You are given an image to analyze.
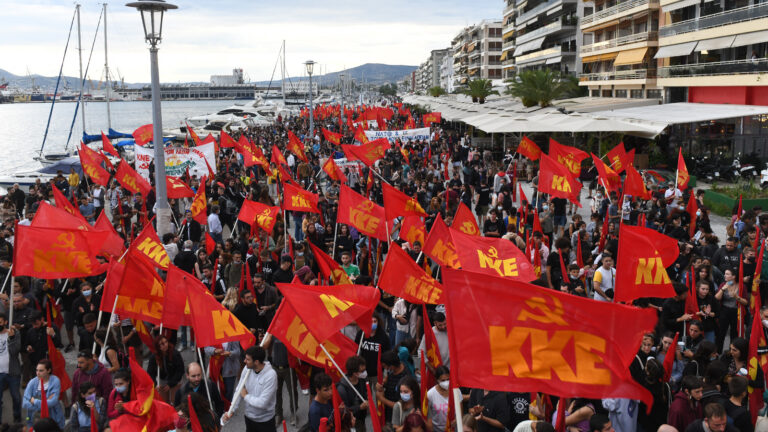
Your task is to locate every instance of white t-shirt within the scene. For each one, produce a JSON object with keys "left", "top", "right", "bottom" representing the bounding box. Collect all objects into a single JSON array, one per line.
[
  {"left": 427, "top": 387, "right": 450, "bottom": 432},
  {"left": 0, "top": 332, "right": 10, "bottom": 374},
  {"left": 593, "top": 266, "right": 616, "bottom": 302}
]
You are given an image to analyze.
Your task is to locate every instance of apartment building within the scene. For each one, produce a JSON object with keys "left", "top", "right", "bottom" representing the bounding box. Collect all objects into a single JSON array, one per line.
[
  {"left": 656, "top": 0, "right": 768, "bottom": 104},
  {"left": 513, "top": 0, "right": 582, "bottom": 74},
  {"left": 579, "top": 0, "right": 663, "bottom": 99},
  {"left": 452, "top": 27, "right": 472, "bottom": 89},
  {"left": 416, "top": 49, "right": 450, "bottom": 93},
  {"left": 440, "top": 50, "right": 455, "bottom": 93},
  {"left": 451, "top": 20, "right": 504, "bottom": 89},
  {"left": 502, "top": 0, "right": 516, "bottom": 79}
]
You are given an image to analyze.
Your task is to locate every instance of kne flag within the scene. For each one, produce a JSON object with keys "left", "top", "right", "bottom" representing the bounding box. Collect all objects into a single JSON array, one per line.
[
  {"left": 591, "top": 154, "right": 621, "bottom": 193},
  {"left": 237, "top": 200, "right": 280, "bottom": 233},
  {"left": 189, "top": 181, "right": 208, "bottom": 225},
  {"left": 166, "top": 177, "right": 195, "bottom": 198},
  {"left": 132, "top": 222, "right": 170, "bottom": 270},
  {"left": 307, "top": 242, "right": 352, "bottom": 285},
  {"left": 615, "top": 224, "right": 679, "bottom": 303},
  {"left": 677, "top": 148, "right": 690, "bottom": 190},
  {"left": 219, "top": 130, "right": 237, "bottom": 148},
  {"left": 322, "top": 128, "right": 342, "bottom": 145},
  {"left": 79, "top": 143, "right": 111, "bottom": 186},
  {"left": 423, "top": 213, "right": 459, "bottom": 269},
  {"left": 624, "top": 164, "right": 650, "bottom": 200},
  {"left": 442, "top": 268, "right": 656, "bottom": 406},
  {"left": 100, "top": 131, "right": 119, "bottom": 157},
  {"left": 548, "top": 138, "right": 588, "bottom": 177},
  {"left": 422, "top": 112, "right": 441, "bottom": 125},
  {"left": 52, "top": 185, "right": 84, "bottom": 221},
  {"left": 342, "top": 138, "right": 391, "bottom": 167},
  {"left": 606, "top": 143, "right": 633, "bottom": 174},
  {"left": 450, "top": 228, "right": 538, "bottom": 281},
  {"left": 379, "top": 243, "right": 444, "bottom": 304},
  {"left": 132, "top": 124, "right": 153, "bottom": 146},
  {"left": 338, "top": 185, "right": 387, "bottom": 241},
  {"left": 287, "top": 130, "right": 309, "bottom": 162},
  {"left": 116, "top": 159, "right": 153, "bottom": 197},
  {"left": 276, "top": 281, "right": 380, "bottom": 342},
  {"left": 517, "top": 136, "right": 542, "bottom": 161},
  {"left": 268, "top": 299, "right": 359, "bottom": 368},
  {"left": 322, "top": 157, "right": 347, "bottom": 183},
  {"left": 282, "top": 182, "right": 320, "bottom": 213},
  {"left": 453, "top": 203, "right": 480, "bottom": 236},
  {"left": 383, "top": 183, "right": 426, "bottom": 221},
  {"left": 13, "top": 225, "right": 112, "bottom": 278},
  {"left": 538, "top": 153, "right": 583, "bottom": 206},
  {"left": 399, "top": 216, "right": 426, "bottom": 247}
]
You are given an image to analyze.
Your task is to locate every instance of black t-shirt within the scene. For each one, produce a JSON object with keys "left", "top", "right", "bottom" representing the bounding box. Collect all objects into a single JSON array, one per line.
[
  {"left": 355, "top": 329, "right": 391, "bottom": 377},
  {"left": 384, "top": 368, "right": 409, "bottom": 419},
  {"left": 506, "top": 392, "right": 530, "bottom": 430},
  {"left": 546, "top": 251, "right": 567, "bottom": 288},
  {"left": 483, "top": 219, "right": 505, "bottom": 237},
  {"left": 552, "top": 198, "right": 567, "bottom": 216},
  {"left": 476, "top": 185, "right": 491, "bottom": 207}
]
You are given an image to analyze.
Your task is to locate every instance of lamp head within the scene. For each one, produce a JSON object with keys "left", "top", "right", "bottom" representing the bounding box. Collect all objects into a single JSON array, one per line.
[
  {"left": 126, "top": 0, "right": 178, "bottom": 46},
  {"left": 304, "top": 60, "right": 316, "bottom": 76}
]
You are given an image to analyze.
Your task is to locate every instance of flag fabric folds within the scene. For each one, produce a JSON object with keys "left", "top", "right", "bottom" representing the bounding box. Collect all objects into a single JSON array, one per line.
[
  {"left": 382, "top": 183, "right": 426, "bottom": 222},
  {"left": 548, "top": 138, "right": 588, "bottom": 177},
  {"left": 322, "top": 157, "right": 347, "bottom": 183},
  {"left": 342, "top": 138, "right": 391, "bottom": 168},
  {"left": 166, "top": 177, "right": 195, "bottom": 198},
  {"left": 13, "top": 225, "right": 112, "bottom": 278},
  {"left": 287, "top": 130, "right": 309, "bottom": 162},
  {"left": 450, "top": 228, "right": 538, "bottom": 281},
  {"left": 237, "top": 200, "right": 280, "bottom": 233},
  {"left": 615, "top": 224, "right": 679, "bottom": 303},
  {"left": 78, "top": 143, "right": 111, "bottom": 186},
  {"left": 591, "top": 154, "right": 621, "bottom": 193},
  {"left": 322, "top": 128, "right": 342, "bottom": 145},
  {"left": 379, "top": 244, "right": 444, "bottom": 304},
  {"left": 307, "top": 242, "right": 352, "bottom": 285},
  {"left": 423, "top": 213, "right": 459, "bottom": 269},
  {"left": 517, "top": 136, "right": 541, "bottom": 161},
  {"left": 282, "top": 182, "right": 320, "bottom": 214},
  {"left": 338, "top": 185, "right": 387, "bottom": 241},
  {"left": 132, "top": 124, "right": 153, "bottom": 146},
  {"left": 116, "top": 160, "right": 153, "bottom": 197},
  {"left": 189, "top": 181, "right": 208, "bottom": 225},
  {"left": 624, "top": 164, "right": 650, "bottom": 200},
  {"left": 539, "top": 154, "right": 582, "bottom": 206},
  {"left": 100, "top": 131, "right": 119, "bottom": 157},
  {"left": 453, "top": 203, "right": 480, "bottom": 236},
  {"left": 677, "top": 148, "right": 690, "bottom": 190},
  {"left": 399, "top": 216, "right": 426, "bottom": 247}
]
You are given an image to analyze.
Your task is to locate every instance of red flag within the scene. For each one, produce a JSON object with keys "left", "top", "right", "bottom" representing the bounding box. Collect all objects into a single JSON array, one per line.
[
  {"left": 307, "top": 242, "right": 352, "bottom": 285},
  {"left": 598, "top": 212, "right": 610, "bottom": 251},
  {"left": 399, "top": 215, "right": 425, "bottom": 246},
  {"left": 615, "top": 224, "right": 679, "bottom": 303},
  {"left": 422, "top": 112, "right": 441, "bottom": 125},
  {"left": 271, "top": 144, "right": 288, "bottom": 167},
  {"left": 450, "top": 228, "right": 538, "bottom": 281},
  {"left": 736, "top": 195, "right": 743, "bottom": 220},
  {"left": 275, "top": 281, "right": 379, "bottom": 342},
  {"left": 423, "top": 213, "right": 459, "bottom": 269},
  {"left": 517, "top": 136, "right": 541, "bottom": 161},
  {"left": 52, "top": 185, "right": 85, "bottom": 220},
  {"left": 686, "top": 194, "right": 697, "bottom": 238},
  {"left": 268, "top": 300, "right": 359, "bottom": 368},
  {"left": 624, "top": 164, "right": 650, "bottom": 200},
  {"left": 79, "top": 143, "right": 111, "bottom": 186},
  {"left": 219, "top": 130, "right": 237, "bottom": 148},
  {"left": 237, "top": 200, "right": 280, "bottom": 233},
  {"left": 166, "top": 177, "right": 195, "bottom": 198},
  {"left": 662, "top": 332, "right": 680, "bottom": 382},
  {"left": 13, "top": 225, "right": 112, "bottom": 278},
  {"left": 100, "top": 252, "right": 171, "bottom": 326},
  {"left": 518, "top": 182, "right": 529, "bottom": 205},
  {"left": 379, "top": 244, "right": 444, "bottom": 304},
  {"left": 354, "top": 125, "right": 369, "bottom": 144},
  {"left": 189, "top": 181, "right": 208, "bottom": 225},
  {"left": 187, "top": 394, "right": 204, "bottom": 432},
  {"left": 591, "top": 154, "right": 621, "bottom": 193},
  {"left": 185, "top": 122, "right": 201, "bottom": 145},
  {"left": 342, "top": 138, "right": 391, "bottom": 168},
  {"left": 338, "top": 185, "right": 387, "bottom": 241},
  {"left": 676, "top": 148, "right": 689, "bottom": 190},
  {"left": 322, "top": 128, "right": 342, "bottom": 146},
  {"left": 453, "top": 203, "right": 480, "bottom": 236},
  {"left": 282, "top": 182, "right": 320, "bottom": 213},
  {"left": 422, "top": 304, "right": 443, "bottom": 368},
  {"left": 205, "top": 232, "right": 215, "bottom": 255},
  {"left": 554, "top": 398, "right": 567, "bottom": 432},
  {"left": 131, "top": 222, "right": 170, "bottom": 269},
  {"left": 606, "top": 143, "right": 629, "bottom": 174},
  {"left": 548, "top": 138, "right": 588, "bottom": 177},
  {"left": 419, "top": 352, "right": 432, "bottom": 416},
  {"left": 442, "top": 268, "right": 656, "bottom": 407},
  {"left": 538, "top": 153, "right": 582, "bottom": 206},
  {"left": 748, "top": 290, "right": 768, "bottom": 424},
  {"left": 132, "top": 124, "right": 153, "bottom": 146},
  {"left": 382, "top": 183, "right": 426, "bottom": 221},
  {"left": 366, "top": 383, "right": 383, "bottom": 432},
  {"left": 533, "top": 210, "right": 543, "bottom": 235},
  {"left": 100, "top": 131, "right": 119, "bottom": 157},
  {"left": 287, "top": 130, "right": 309, "bottom": 163},
  {"left": 116, "top": 159, "right": 153, "bottom": 197},
  {"left": 133, "top": 319, "right": 157, "bottom": 355},
  {"left": 332, "top": 380, "right": 343, "bottom": 432},
  {"left": 322, "top": 157, "right": 347, "bottom": 183},
  {"left": 40, "top": 377, "right": 49, "bottom": 418}
]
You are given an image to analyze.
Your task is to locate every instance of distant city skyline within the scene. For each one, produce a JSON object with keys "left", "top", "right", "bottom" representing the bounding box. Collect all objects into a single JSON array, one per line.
[{"left": 2, "top": 0, "right": 501, "bottom": 84}]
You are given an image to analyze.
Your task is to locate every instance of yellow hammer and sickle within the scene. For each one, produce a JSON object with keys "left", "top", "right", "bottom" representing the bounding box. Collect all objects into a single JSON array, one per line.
[
  {"left": 53, "top": 232, "right": 77, "bottom": 250},
  {"left": 517, "top": 295, "right": 568, "bottom": 326}
]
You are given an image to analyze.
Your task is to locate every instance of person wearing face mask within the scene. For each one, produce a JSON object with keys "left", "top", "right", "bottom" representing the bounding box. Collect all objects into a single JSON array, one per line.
[
  {"left": 67, "top": 381, "right": 107, "bottom": 432},
  {"left": 336, "top": 356, "right": 369, "bottom": 432},
  {"left": 72, "top": 282, "right": 100, "bottom": 330},
  {"left": 106, "top": 369, "right": 131, "bottom": 420},
  {"left": 356, "top": 314, "right": 391, "bottom": 386},
  {"left": 377, "top": 350, "right": 412, "bottom": 422},
  {"left": 391, "top": 376, "right": 420, "bottom": 432},
  {"left": 0, "top": 312, "right": 22, "bottom": 424},
  {"left": 715, "top": 268, "right": 748, "bottom": 351},
  {"left": 426, "top": 365, "right": 451, "bottom": 432},
  {"left": 174, "top": 362, "right": 225, "bottom": 418}
]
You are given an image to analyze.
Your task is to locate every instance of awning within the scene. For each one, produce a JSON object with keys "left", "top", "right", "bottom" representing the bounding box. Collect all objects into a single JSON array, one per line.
[
  {"left": 695, "top": 35, "right": 735, "bottom": 51},
  {"left": 500, "top": 50, "right": 509, "bottom": 61},
  {"left": 469, "top": 69, "right": 478, "bottom": 76},
  {"left": 513, "top": 37, "right": 546, "bottom": 56},
  {"left": 460, "top": 77, "right": 468, "bottom": 84},
  {"left": 546, "top": 56, "right": 563, "bottom": 65},
  {"left": 662, "top": 0, "right": 698, "bottom": 12},
  {"left": 733, "top": 30, "right": 768, "bottom": 48},
  {"left": 468, "top": 43, "right": 477, "bottom": 53},
  {"left": 614, "top": 47, "right": 648, "bottom": 66},
  {"left": 654, "top": 41, "right": 697, "bottom": 58},
  {"left": 503, "top": 29, "right": 515, "bottom": 39},
  {"left": 582, "top": 52, "right": 620, "bottom": 63}
]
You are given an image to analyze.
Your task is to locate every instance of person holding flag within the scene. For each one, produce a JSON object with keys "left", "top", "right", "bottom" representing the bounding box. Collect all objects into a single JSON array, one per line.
[
  {"left": 23, "top": 359, "right": 65, "bottom": 428},
  {"left": 223, "top": 345, "right": 277, "bottom": 432}
]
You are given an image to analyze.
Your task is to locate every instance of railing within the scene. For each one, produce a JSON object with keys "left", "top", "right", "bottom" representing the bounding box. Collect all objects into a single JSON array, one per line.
[
  {"left": 516, "top": 0, "right": 570, "bottom": 26},
  {"left": 504, "top": 1, "right": 516, "bottom": 16},
  {"left": 659, "top": 3, "right": 768, "bottom": 37},
  {"left": 503, "top": 41, "right": 516, "bottom": 50},
  {"left": 580, "top": 31, "right": 657, "bottom": 54},
  {"left": 516, "top": 17, "right": 577, "bottom": 45},
  {"left": 516, "top": 45, "right": 566, "bottom": 63},
  {"left": 503, "top": 22, "right": 515, "bottom": 35},
  {"left": 579, "top": 68, "right": 652, "bottom": 81},
  {"left": 582, "top": 0, "right": 657, "bottom": 26},
  {"left": 658, "top": 58, "right": 768, "bottom": 78}
]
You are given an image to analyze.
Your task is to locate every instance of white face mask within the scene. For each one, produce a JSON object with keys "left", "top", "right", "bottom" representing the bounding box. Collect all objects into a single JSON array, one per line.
[
  {"left": 400, "top": 392, "right": 412, "bottom": 402},
  {"left": 762, "top": 319, "right": 768, "bottom": 329},
  {"left": 357, "top": 371, "right": 368, "bottom": 380},
  {"left": 439, "top": 380, "right": 450, "bottom": 390}
]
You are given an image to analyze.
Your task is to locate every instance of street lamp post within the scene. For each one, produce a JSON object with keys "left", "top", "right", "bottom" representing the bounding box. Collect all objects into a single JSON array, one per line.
[
  {"left": 305, "top": 60, "right": 316, "bottom": 141},
  {"left": 126, "top": 0, "right": 177, "bottom": 237}
]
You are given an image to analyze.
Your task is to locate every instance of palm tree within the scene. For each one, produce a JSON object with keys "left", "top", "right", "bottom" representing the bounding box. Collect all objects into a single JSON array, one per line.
[
  {"left": 505, "top": 69, "right": 577, "bottom": 107},
  {"left": 461, "top": 79, "right": 499, "bottom": 104},
  {"left": 428, "top": 86, "right": 446, "bottom": 97}
]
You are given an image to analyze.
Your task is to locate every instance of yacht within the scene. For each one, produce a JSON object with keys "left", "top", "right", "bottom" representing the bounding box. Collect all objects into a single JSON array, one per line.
[{"left": 0, "top": 157, "right": 83, "bottom": 192}]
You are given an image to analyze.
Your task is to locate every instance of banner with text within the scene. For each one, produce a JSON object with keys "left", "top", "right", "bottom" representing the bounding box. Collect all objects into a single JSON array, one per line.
[
  {"left": 364, "top": 127, "right": 430, "bottom": 142},
  {"left": 133, "top": 143, "right": 217, "bottom": 179}
]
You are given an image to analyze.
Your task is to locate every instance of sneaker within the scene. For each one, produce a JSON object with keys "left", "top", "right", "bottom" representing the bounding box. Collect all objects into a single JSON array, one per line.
[{"left": 301, "top": 389, "right": 309, "bottom": 395}]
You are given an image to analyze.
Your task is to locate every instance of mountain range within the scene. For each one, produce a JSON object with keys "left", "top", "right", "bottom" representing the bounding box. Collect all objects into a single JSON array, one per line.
[{"left": 0, "top": 63, "right": 416, "bottom": 91}]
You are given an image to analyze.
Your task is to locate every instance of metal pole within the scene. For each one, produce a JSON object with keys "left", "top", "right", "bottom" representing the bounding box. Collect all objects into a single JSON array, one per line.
[
  {"left": 308, "top": 72, "right": 314, "bottom": 138},
  {"left": 76, "top": 3, "right": 86, "bottom": 135},
  {"left": 319, "top": 343, "right": 366, "bottom": 403},
  {"left": 197, "top": 347, "right": 216, "bottom": 413},
  {"left": 0, "top": 265, "right": 12, "bottom": 294},
  {"left": 103, "top": 2, "right": 112, "bottom": 131},
  {"left": 149, "top": 44, "right": 172, "bottom": 237}
]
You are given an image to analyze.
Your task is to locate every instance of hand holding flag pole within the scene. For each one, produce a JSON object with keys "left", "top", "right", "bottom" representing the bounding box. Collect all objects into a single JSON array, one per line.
[
  {"left": 221, "top": 332, "right": 272, "bottom": 426},
  {"left": 319, "top": 343, "right": 366, "bottom": 403}
]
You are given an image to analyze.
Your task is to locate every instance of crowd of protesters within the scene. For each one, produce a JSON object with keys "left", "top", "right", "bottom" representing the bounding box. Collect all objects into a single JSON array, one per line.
[{"left": 0, "top": 98, "right": 766, "bottom": 432}]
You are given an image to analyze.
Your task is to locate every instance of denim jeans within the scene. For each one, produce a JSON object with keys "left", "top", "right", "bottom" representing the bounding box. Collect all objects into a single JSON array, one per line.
[{"left": 0, "top": 372, "right": 21, "bottom": 422}]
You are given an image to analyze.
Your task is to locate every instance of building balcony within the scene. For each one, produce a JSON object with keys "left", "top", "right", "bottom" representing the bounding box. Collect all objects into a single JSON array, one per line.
[
  {"left": 659, "top": 3, "right": 768, "bottom": 38},
  {"left": 504, "top": 1, "right": 516, "bottom": 16},
  {"left": 516, "top": 17, "right": 577, "bottom": 45},
  {"left": 581, "top": 31, "right": 657, "bottom": 54},
  {"left": 503, "top": 22, "right": 515, "bottom": 36},
  {"left": 658, "top": 58, "right": 768, "bottom": 78},
  {"left": 579, "top": 68, "right": 654, "bottom": 82},
  {"left": 582, "top": 0, "right": 659, "bottom": 30},
  {"left": 503, "top": 41, "right": 516, "bottom": 51},
  {"left": 516, "top": 0, "right": 576, "bottom": 27},
  {"left": 515, "top": 45, "right": 574, "bottom": 64}
]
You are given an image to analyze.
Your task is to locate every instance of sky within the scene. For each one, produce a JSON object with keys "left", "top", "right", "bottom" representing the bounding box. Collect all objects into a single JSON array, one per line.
[{"left": 1, "top": 0, "right": 502, "bottom": 84}]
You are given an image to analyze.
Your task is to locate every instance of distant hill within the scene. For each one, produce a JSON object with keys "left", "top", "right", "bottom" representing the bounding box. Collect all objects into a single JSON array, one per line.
[
  {"left": 255, "top": 63, "right": 417, "bottom": 87},
  {"left": 0, "top": 68, "right": 83, "bottom": 91}
]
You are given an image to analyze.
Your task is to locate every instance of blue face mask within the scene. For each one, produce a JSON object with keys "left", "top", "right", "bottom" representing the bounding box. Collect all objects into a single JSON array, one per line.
[
  {"left": 115, "top": 385, "right": 127, "bottom": 394},
  {"left": 371, "top": 323, "right": 378, "bottom": 331},
  {"left": 82, "top": 290, "right": 92, "bottom": 297}
]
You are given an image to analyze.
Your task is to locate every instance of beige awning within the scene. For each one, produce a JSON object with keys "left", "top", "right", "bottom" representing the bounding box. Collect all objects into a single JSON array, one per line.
[
  {"left": 695, "top": 35, "right": 736, "bottom": 51},
  {"left": 733, "top": 30, "right": 768, "bottom": 48},
  {"left": 500, "top": 50, "right": 509, "bottom": 61},
  {"left": 614, "top": 47, "right": 648, "bottom": 66},
  {"left": 503, "top": 29, "right": 515, "bottom": 39},
  {"left": 582, "top": 52, "right": 620, "bottom": 63},
  {"left": 654, "top": 41, "right": 697, "bottom": 58}
]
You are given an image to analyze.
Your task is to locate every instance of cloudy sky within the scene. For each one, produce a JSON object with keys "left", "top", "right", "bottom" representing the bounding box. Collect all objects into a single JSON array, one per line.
[{"left": 2, "top": 0, "right": 502, "bottom": 83}]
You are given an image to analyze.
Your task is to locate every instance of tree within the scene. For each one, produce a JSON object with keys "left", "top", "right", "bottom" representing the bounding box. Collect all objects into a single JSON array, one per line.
[
  {"left": 428, "top": 86, "right": 446, "bottom": 97},
  {"left": 378, "top": 83, "right": 397, "bottom": 96},
  {"left": 461, "top": 79, "right": 499, "bottom": 104},
  {"left": 505, "top": 69, "right": 577, "bottom": 107}
]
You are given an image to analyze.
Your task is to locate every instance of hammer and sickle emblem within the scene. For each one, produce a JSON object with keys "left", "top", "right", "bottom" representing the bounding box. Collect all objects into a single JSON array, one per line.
[
  {"left": 53, "top": 232, "right": 77, "bottom": 250},
  {"left": 359, "top": 200, "right": 375, "bottom": 212},
  {"left": 517, "top": 295, "right": 568, "bottom": 326},
  {"left": 486, "top": 246, "right": 499, "bottom": 259}
]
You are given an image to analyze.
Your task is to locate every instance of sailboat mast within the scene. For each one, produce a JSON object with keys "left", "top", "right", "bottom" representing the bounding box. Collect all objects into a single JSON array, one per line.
[
  {"left": 281, "top": 40, "right": 286, "bottom": 106},
  {"left": 104, "top": 3, "right": 112, "bottom": 131},
  {"left": 76, "top": 3, "right": 86, "bottom": 134}
]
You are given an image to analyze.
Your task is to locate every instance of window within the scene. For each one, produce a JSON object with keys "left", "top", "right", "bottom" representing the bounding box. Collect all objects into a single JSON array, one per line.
[
  {"left": 591, "top": 89, "right": 601, "bottom": 97},
  {"left": 631, "top": 89, "right": 643, "bottom": 98},
  {"left": 647, "top": 89, "right": 662, "bottom": 99},
  {"left": 615, "top": 89, "right": 628, "bottom": 98},
  {"left": 602, "top": 90, "right": 613, "bottom": 97}
]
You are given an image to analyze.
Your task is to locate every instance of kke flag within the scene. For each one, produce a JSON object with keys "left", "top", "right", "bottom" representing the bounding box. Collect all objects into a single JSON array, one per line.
[
  {"left": 424, "top": 213, "right": 460, "bottom": 269},
  {"left": 78, "top": 143, "right": 110, "bottom": 186},
  {"left": 354, "top": 124, "right": 369, "bottom": 144},
  {"left": 383, "top": 183, "right": 426, "bottom": 222},
  {"left": 615, "top": 224, "right": 679, "bottom": 303},
  {"left": 591, "top": 154, "right": 621, "bottom": 193},
  {"left": 677, "top": 148, "right": 689, "bottom": 190},
  {"left": 166, "top": 177, "right": 195, "bottom": 198},
  {"left": 322, "top": 128, "right": 342, "bottom": 145},
  {"left": 132, "top": 222, "right": 171, "bottom": 270},
  {"left": 422, "top": 112, "right": 441, "bottom": 125},
  {"left": 517, "top": 136, "right": 542, "bottom": 161},
  {"left": 100, "top": 132, "right": 119, "bottom": 157},
  {"left": 338, "top": 185, "right": 387, "bottom": 241},
  {"left": 116, "top": 160, "right": 153, "bottom": 197},
  {"left": 237, "top": 200, "right": 280, "bottom": 233},
  {"left": 287, "top": 130, "right": 309, "bottom": 163},
  {"left": 308, "top": 242, "right": 352, "bottom": 285},
  {"left": 442, "top": 268, "right": 656, "bottom": 406},
  {"left": 275, "top": 281, "right": 380, "bottom": 342},
  {"left": 13, "top": 225, "right": 112, "bottom": 278},
  {"left": 52, "top": 185, "right": 84, "bottom": 221},
  {"left": 268, "top": 300, "right": 359, "bottom": 368},
  {"left": 450, "top": 228, "right": 538, "bottom": 281},
  {"left": 322, "top": 157, "right": 347, "bottom": 183},
  {"left": 282, "top": 182, "right": 320, "bottom": 213},
  {"left": 606, "top": 143, "right": 631, "bottom": 174},
  {"left": 399, "top": 216, "right": 426, "bottom": 247},
  {"left": 219, "top": 131, "right": 237, "bottom": 148},
  {"left": 185, "top": 272, "right": 256, "bottom": 348},
  {"left": 100, "top": 252, "right": 171, "bottom": 327},
  {"left": 342, "top": 138, "right": 391, "bottom": 168},
  {"left": 453, "top": 203, "right": 480, "bottom": 236},
  {"left": 132, "top": 124, "right": 153, "bottom": 146},
  {"left": 379, "top": 243, "right": 444, "bottom": 304},
  {"left": 624, "top": 164, "right": 650, "bottom": 200},
  {"left": 539, "top": 154, "right": 583, "bottom": 206},
  {"left": 189, "top": 181, "right": 208, "bottom": 225},
  {"left": 549, "top": 138, "right": 588, "bottom": 177}
]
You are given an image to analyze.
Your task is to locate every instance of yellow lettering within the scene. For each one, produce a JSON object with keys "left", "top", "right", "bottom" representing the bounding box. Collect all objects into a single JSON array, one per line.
[
  {"left": 430, "top": 239, "right": 458, "bottom": 268},
  {"left": 551, "top": 175, "right": 572, "bottom": 193},
  {"left": 285, "top": 316, "right": 338, "bottom": 363},
  {"left": 319, "top": 294, "right": 353, "bottom": 318},
  {"left": 478, "top": 249, "right": 519, "bottom": 277},
  {"left": 136, "top": 237, "right": 170, "bottom": 268},
  {"left": 350, "top": 208, "right": 381, "bottom": 235},
  {"left": 404, "top": 275, "right": 443, "bottom": 303},
  {"left": 212, "top": 310, "right": 247, "bottom": 340},
  {"left": 33, "top": 250, "right": 94, "bottom": 274},
  {"left": 116, "top": 296, "right": 163, "bottom": 320},
  {"left": 635, "top": 256, "right": 671, "bottom": 285}
]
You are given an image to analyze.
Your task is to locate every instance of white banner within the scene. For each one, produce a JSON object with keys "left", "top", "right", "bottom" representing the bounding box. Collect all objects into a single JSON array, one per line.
[
  {"left": 364, "top": 127, "right": 430, "bottom": 142},
  {"left": 133, "top": 143, "right": 217, "bottom": 179}
]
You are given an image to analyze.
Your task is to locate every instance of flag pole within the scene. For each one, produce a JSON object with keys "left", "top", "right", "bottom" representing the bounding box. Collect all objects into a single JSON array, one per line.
[
  {"left": 452, "top": 388, "right": 464, "bottom": 432},
  {"left": 196, "top": 347, "right": 216, "bottom": 413},
  {"left": 319, "top": 343, "right": 366, "bottom": 403},
  {"left": 94, "top": 293, "right": 119, "bottom": 355},
  {"left": 221, "top": 332, "right": 270, "bottom": 426},
  {"left": 0, "top": 265, "right": 12, "bottom": 294},
  {"left": 54, "top": 278, "right": 69, "bottom": 305},
  {"left": 8, "top": 274, "right": 14, "bottom": 332},
  {"left": 331, "top": 223, "right": 339, "bottom": 264}
]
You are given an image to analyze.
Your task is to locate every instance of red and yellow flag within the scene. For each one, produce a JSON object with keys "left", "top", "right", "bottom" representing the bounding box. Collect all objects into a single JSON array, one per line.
[
  {"left": 338, "top": 185, "right": 387, "bottom": 241},
  {"left": 185, "top": 122, "right": 201, "bottom": 145},
  {"left": 354, "top": 125, "right": 369, "bottom": 144},
  {"left": 100, "top": 251, "right": 169, "bottom": 326},
  {"left": 287, "top": 131, "right": 309, "bottom": 163},
  {"left": 342, "top": 138, "right": 391, "bottom": 168},
  {"left": 219, "top": 130, "right": 237, "bottom": 148},
  {"left": 52, "top": 185, "right": 84, "bottom": 220},
  {"left": 606, "top": 142, "right": 631, "bottom": 174},
  {"left": 548, "top": 138, "right": 588, "bottom": 177},
  {"left": 322, "top": 157, "right": 347, "bottom": 183},
  {"left": 322, "top": 128, "right": 342, "bottom": 146},
  {"left": 282, "top": 182, "right": 320, "bottom": 213},
  {"left": 271, "top": 144, "right": 288, "bottom": 167},
  {"left": 379, "top": 244, "right": 443, "bottom": 304},
  {"left": 423, "top": 213, "right": 459, "bottom": 269},
  {"left": 13, "top": 225, "right": 111, "bottom": 278},
  {"left": 132, "top": 222, "right": 170, "bottom": 270},
  {"left": 453, "top": 203, "right": 480, "bottom": 236},
  {"left": 591, "top": 153, "right": 621, "bottom": 193},
  {"left": 78, "top": 143, "right": 110, "bottom": 186},
  {"left": 517, "top": 136, "right": 541, "bottom": 161},
  {"left": 100, "top": 131, "right": 119, "bottom": 157},
  {"left": 422, "top": 112, "right": 442, "bottom": 125},
  {"left": 450, "top": 228, "right": 538, "bottom": 281},
  {"left": 132, "top": 124, "right": 153, "bottom": 146},
  {"left": 677, "top": 148, "right": 689, "bottom": 190},
  {"left": 399, "top": 216, "right": 426, "bottom": 247},
  {"left": 189, "top": 181, "right": 208, "bottom": 225},
  {"left": 422, "top": 303, "right": 443, "bottom": 368},
  {"left": 307, "top": 242, "right": 352, "bottom": 285},
  {"left": 539, "top": 153, "right": 582, "bottom": 207},
  {"left": 165, "top": 177, "right": 195, "bottom": 199},
  {"left": 615, "top": 224, "right": 679, "bottom": 303},
  {"left": 116, "top": 159, "right": 153, "bottom": 197},
  {"left": 237, "top": 200, "right": 280, "bottom": 233},
  {"left": 382, "top": 183, "right": 426, "bottom": 222}
]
